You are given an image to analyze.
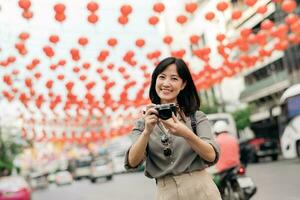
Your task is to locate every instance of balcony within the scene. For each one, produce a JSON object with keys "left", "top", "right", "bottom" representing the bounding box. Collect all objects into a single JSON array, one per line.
[{"left": 240, "top": 70, "right": 290, "bottom": 102}]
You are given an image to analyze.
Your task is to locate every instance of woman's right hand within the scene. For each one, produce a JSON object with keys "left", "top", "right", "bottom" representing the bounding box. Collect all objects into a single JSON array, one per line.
[{"left": 143, "top": 104, "right": 159, "bottom": 135}]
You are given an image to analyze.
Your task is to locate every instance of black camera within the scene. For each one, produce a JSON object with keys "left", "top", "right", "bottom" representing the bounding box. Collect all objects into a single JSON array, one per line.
[{"left": 154, "top": 103, "right": 177, "bottom": 120}]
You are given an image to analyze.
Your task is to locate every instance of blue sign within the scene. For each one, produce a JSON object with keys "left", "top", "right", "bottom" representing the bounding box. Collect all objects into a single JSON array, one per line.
[{"left": 287, "top": 95, "right": 300, "bottom": 118}]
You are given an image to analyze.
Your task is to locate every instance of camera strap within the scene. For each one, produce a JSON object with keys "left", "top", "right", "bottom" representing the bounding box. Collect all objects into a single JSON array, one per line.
[{"left": 190, "top": 112, "right": 197, "bottom": 135}]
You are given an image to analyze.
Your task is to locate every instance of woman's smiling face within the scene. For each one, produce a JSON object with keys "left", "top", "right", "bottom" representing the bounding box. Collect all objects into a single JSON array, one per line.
[{"left": 155, "top": 64, "right": 186, "bottom": 104}]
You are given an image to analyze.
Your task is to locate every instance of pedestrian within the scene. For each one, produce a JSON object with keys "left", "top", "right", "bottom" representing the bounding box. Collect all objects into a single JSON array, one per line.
[{"left": 125, "top": 57, "right": 221, "bottom": 200}]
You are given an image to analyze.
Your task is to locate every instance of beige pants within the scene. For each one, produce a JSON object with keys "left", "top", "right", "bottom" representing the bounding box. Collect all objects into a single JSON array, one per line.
[{"left": 155, "top": 170, "right": 222, "bottom": 200}]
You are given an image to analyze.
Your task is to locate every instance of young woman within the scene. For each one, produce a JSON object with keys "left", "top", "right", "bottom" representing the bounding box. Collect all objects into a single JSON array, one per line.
[{"left": 125, "top": 57, "right": 221, "bottom": 200}]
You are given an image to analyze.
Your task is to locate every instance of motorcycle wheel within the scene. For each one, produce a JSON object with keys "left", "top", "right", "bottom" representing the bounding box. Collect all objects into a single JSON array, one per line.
[
  {"left": 223, "top": 181, "right": 246, "bottom": 200},
  {"left": 222, "top": 181, "right": 234, "bottom": 200},
  {"left": 232, "top": 181, "right": 246, "bottom": 200}
]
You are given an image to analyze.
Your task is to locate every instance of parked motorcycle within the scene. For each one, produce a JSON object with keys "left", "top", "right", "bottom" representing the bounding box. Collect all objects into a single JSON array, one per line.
[{"left": 212, "top": 165, "right": 257, "bottom": 200}]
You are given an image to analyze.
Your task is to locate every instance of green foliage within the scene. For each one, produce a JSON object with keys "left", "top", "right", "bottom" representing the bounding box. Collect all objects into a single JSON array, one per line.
[
  {"left": 0, "top": 131, "right": 24, "bottom": 176},
  {"left": 231, "top": 107, "right": 251, "bottom": 131},
  {"left": 200, "top": 104, "right": 218, "bottom": 114}
]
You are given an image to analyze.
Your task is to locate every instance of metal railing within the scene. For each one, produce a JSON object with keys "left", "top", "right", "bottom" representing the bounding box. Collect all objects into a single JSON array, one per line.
[{"left": 240, "top": 70, "right": 289, "bottom": 101}]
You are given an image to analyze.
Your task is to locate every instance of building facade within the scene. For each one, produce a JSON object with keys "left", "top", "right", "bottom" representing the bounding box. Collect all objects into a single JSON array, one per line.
[{"left": 237, "top": 0, "right": 300, "bottom": 139}]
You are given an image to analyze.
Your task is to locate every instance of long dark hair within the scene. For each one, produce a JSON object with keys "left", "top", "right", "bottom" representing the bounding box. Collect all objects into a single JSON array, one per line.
[{"left": 149, "top": 57, "right": 200, "bottom": 116}]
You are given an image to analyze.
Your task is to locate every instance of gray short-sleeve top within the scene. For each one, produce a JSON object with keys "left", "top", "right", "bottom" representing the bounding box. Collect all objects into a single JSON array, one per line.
[{"left": 124, "top": 111, "right": 220, "bottom": 179}]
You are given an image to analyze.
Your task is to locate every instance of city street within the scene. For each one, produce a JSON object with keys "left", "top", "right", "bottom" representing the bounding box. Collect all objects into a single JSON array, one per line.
[
  {"left": 1, "top": 1, "right": 300, "bottom": 200},
  {"left": 32, "top": 158, "right": 300, "bottom": 200}
]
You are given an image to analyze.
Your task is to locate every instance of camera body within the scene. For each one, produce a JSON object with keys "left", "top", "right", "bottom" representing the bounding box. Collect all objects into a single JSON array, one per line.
[{"left": 154, "top": 103, "right": 177, "bottom": 120}]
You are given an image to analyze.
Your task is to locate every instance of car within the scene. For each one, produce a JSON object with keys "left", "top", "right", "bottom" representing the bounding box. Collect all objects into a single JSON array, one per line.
[
  {"left": 55, "top": 171, "right": 73, "bottom": 186},
  {"left": 112, "top": 151, "right": 127, "bottom": 174},
  {"left": 0, "top": 176, "right": 31, "bottom": 200},
  {"left": 89, "top": 157, "right": 114, "bottom": 183},
  {"left": 242, "top": 137, "right": 280, "bottom": 163},
  {"left": 73, "top": 156, "right": 92, "bottom": 180},
  {"left": 47, "top": 173, "right": 56, "bottom": 184},
  {"left": 27, "top": 172, "right": 48, "bottom": 190}
]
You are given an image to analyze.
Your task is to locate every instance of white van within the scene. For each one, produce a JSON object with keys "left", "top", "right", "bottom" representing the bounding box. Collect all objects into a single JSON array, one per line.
[{"left": 279, "top": 84, "right": 300, "bottom": 159}]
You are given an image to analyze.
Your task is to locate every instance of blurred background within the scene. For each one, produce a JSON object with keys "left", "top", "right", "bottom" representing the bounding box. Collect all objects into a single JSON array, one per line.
[{"left": 0, "top": 0, "right": 300, "bottom": 200}]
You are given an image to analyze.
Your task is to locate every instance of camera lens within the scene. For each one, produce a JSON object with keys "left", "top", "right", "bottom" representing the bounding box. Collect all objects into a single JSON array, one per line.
[{"left": 158, "top": 109, "right": 172, "bottom": 120}]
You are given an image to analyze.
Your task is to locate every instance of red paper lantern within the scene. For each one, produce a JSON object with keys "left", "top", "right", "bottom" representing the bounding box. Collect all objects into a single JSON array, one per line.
[
  {"left": 22, "top": 10, "right": 33, "bottom": 20},
  {"left": 281, "top": 0, "right": 297, "bottom": 13},
  {"left": 97, "top": 50, "right": 109, "bottom": 62},
  {"left": 82, "top": 62, "right": 90, "bottom": 69},
  {"left": 70, "top": 48, "right": 80, "bottom": 61},
  {"left": 107, "top": 38, "right": 118, "bottom": 47},
  {"left": 245, "top": 0, "right": 257, "bottom": 7},
  {"left": 12, "top": 70, "right": 20, "bottom": 75},
  {"left": 78, "top": 37, "right": 88, "bottom": 46},
  {"left": 15, "top": 43, "right": 25, "bottom": 53},
  {"left": 285, "top": 13, "right": 298, "bottom": 25},
  {"left": 290, "top": 19, "right": 300, "bottom": 33},
  {"left": 231, "top": 10, "right": 242, "bottom": 20},
  {"left": 34, "top": 72, "right": 41, "bottom": 79},
  {"left": 216, "top": 34, "right": 226, "bottom": 42},
  {"left": 118, "top": 67, "right": 126, "bottom": 73},
  {"left": 171, "top": 49, "right": 185, "bottom": 58},
  {"left": 274, "top": 40, "right": 289, "bottom": 51},
  {"left": 255, "top": 31, "right": 267, "bottom": 46},
  {"left": 120, "top": 4, "right": 132, "bottom": 16},
  {"left": 257, "top": 5, "right": 268, "bottom": 14},
  {"left": 19, "top": 32, "right": 30, "bottom": 40},
  {"left": 86, "top": 82, "right": 96, "bottom": 90},
  {"left": 288, "top": 33, "right": 300, "bottom": 44},
  {"left": 240, "top": 28, "right": 252, "bottom": 38},
  {"left": 190, "top": 35, "right": 200, "bottom": 44},
  {"left": 185, "top": 3, "right": 198, "bottom": 14},
  {"left": 46, "top": 80, "right": 54, "bottom": 89},
  {"left": 32, "top": 58, "right": 40, "bottom": 66},
  {"left": 25, "top": 78, "right": 32, "bottom": 88},
  {"left": 55, "top": 13, "right": 66, "bottom": 22},
  {"left": 7, "top": 56, "right": 16, "bottom": 63},
  {"left": 96, "top": 68, "right": 103, "bottom": 74},
  {"left": 87, "top": 1, "right": 99, "bottom": 12},
  {"left": 49, "top": 35, "right": 59, "bottom": 43},
  {"left": 65, "top": 82, "right": 74, "bottom": 91},
  {"left": 18, "top": 0, "right": 31, "bottom": 10},
  {"left": 73, "top": 66, "right": 80, "bottom": 73},
  {"left": 79, "top": 75, "right": 87, "bottom": 81},
  {"left": 88, "top": 14, "right": 98, "bottom": 24},
  {"left": 43, "top": 46, "right": 55, "bottom": 58},
  {"left": 261, "top": 19, "right": 274, "bottom": 30},
  {"left": 118, "top": 15, "right": 128, "bottom": 25},
  {"left": 58, "top": 59, "right": 66, "bottom": 66},
  {"left": 50, "top": 64, "right": 57, "bottom": 70},
  {"left": 148, "top": 16, "right": 159, "bottom": 26},
  {"left": 216, "top": 2, "right": 228, "bottom": 12},
  {"left": 163, "top": 35, "right": 173, "bottom": 45},
  {"left": 135, "top": 39, "right": 145, "bottom": 48},
  {"left": 107, "top": 63, "right": 114, "bottom": 70},
  {"left": 205, "top": 12, "right": 215, "bottom": 21},
  {"left": 176, "top": 15, "right": 187, "bottom": 25},
  {"left": 57, "top": 74, "right": 65, "bottom": 80},
  {"left": 54, "top": 3, "right": 65, "bottom": 14},
  {"left": 153, "top": 3, "right": 165, "bottom": 13}
]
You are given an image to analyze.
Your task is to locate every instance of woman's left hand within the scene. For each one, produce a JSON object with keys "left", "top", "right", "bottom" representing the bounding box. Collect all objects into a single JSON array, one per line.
[{"left": 160, "top": 113, "right": 191, "bottom": 138}]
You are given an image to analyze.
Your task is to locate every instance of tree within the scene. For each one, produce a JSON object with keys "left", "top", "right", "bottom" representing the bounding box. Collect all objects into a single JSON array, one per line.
[
  {"left": 0, "top": 129, "right": 24, "bottom": 176},
  {"left": 231, "top": 106, "right": 251, "bottom": 131},
  {"left": 200, "top": 103, "right": 218, "bottom": 114}
]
